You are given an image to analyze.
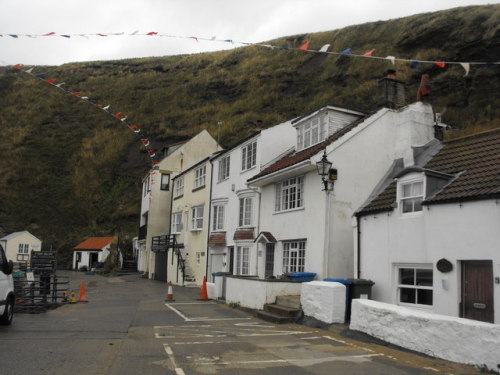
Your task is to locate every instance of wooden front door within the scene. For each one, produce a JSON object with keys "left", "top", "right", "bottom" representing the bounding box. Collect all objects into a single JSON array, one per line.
[{"left": 461, "top": 260, "right": 494, "bottom": 323}]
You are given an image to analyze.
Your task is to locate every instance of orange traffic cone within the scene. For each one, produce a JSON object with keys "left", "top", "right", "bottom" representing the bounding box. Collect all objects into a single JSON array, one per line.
[
  {"left": 165, "top": 281, "right": 175, "bottom": 302},
  {"left": 198, "top": 276, "right": 210, "bottom": 301},
  {"left": 77, "top": 281, "right": 88, "bottom": 303}
]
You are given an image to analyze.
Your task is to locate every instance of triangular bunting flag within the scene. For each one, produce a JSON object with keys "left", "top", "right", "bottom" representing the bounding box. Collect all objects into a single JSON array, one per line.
[
  {"left": 319, "top": 44, "right": 330, "bottom": 53},
  {"left": 460, "top": 62, "right": 470, "bottom": 77},
  {"left": 341, "top": 48, "right": 352, "bottom": 55},
  {"left": 411, "top": 61, "right": 420, "bottom": 69},
  {"left": 435, "top": 62, "right": 446, "bottom": 68},
  {"left": 363, "top": 48, "right": 375, "bottom": 56},
  {"left": 46, "top": 79, "right": 56, "bottom": 83},
  {"left": 298, "top": 40, "right": 310, "bottom": 51},
  {"left": 42, "top": 32, "right": 56, "bottom": 36},
  {"left": 147, "top": 32, "right": 158, "bottom": 35},
  {"left": 386, "top": 56, "right": 396, "bottom": 65}
]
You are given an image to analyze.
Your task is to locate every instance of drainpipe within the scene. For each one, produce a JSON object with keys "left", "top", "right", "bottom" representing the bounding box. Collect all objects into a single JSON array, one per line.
[{"left": 352, "top": 215, "right": 361, "bottom": 279}]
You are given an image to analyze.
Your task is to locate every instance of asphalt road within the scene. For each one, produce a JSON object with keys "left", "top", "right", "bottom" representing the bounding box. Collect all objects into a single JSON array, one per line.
[{"left": 0, "top": 271, "right": 482, "bottom": 375}]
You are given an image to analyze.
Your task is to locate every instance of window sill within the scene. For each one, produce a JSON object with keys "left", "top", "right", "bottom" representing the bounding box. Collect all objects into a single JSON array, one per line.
[
  {"left": 399, "top": 211, "right": 423, "bottom": 218},
  {"left": 274, "top": 207, "right": 305, "bottom": 215},
  {"left": 241, "top": 165, "right": 257, "bottom": 174},
  {"left": 173, "top": 194, "right": 184, "bottom": 200},
  {"left": 192, "top": 185, "right": 206, "bottom": 192}
]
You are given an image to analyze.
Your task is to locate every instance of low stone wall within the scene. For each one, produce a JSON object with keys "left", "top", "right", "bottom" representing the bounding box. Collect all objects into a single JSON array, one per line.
[
  {"left": 350, "top": 299, "right": 500, "bottom": 372},
  {"left": 225, "top": 276, "right": 302, "bottom": 310}
]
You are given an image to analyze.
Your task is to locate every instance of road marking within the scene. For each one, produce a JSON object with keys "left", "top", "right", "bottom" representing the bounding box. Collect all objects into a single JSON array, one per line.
[
  {"left": 164, "top": 303, "right": 251, "bottom": 322},
  {"left": 301, "top": 336, "right": 321, "bottom": 340},
  {"left": 165, "top": 304, "right": 193, "bottom": 321},
  {"left": 168, "top": 302, "right": 217, "bottom": 305},
  {"left": 195, "top": 353, "right": 384, "bottom": 366},
  {"left": 423, "top": 367, "right": 440, "bottom": 372},
  {"left": 154, "top": 325, "right": 211, "bottom": 329},
  {"left": 173, "top": 341, "right": 238, "bottom": 345},
  {"left": 174, "top": 369, "right": 185, "bottom": 375}
]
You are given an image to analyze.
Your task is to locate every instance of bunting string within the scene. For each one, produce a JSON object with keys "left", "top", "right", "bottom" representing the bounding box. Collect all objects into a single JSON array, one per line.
[
  {"left": 2, "top": 31, "right": 499, "bottom": 77},
  {"left": 11, "top": 64, "right": 159, "bottom": 167}
]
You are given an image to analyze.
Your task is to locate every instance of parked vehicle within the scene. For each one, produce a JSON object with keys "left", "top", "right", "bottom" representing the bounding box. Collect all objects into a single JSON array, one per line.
[{"left": 0, "top": 244, "right": 15, "bottom": 325}]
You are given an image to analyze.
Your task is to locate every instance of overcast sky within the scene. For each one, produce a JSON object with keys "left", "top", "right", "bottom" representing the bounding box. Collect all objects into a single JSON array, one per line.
[{"left": 0, "top": 0, "right": 497, "bottom": 66}]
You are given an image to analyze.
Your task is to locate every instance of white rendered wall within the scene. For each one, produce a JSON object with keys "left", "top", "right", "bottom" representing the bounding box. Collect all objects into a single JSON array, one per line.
[
  {"left": 351, "top": 299, "right": 500, "bottom": 372},
  {"left": 225, "top": 277, "right": 302, "bottom": 310},
  {"left": 301, "top": 281, "right": 346, "bottom": 324},
  {"left": 2, "top": 231, "right": 42, "bottom": 262},
  {"left": 359, "top": 199, "right": 500, "bottom": 323}
]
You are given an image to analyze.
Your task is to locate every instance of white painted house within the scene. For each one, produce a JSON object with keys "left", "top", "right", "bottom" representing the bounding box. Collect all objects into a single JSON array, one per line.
[
  {"left": 137, "top": 130, "right": 220, "bottom": 280},
  {"left": 247, "top": 99, "right": 436, "bottom": 281},
  {"left": 73, "top": 237, "right": 115, "bottom": 270},
  {"left": 355, "top": 128, "right": 500, "bottom": 324},
  {"left": 0, "top": 231, "right": 42, "bottom": 263},
  {"left": 207, "top": 120, "right": 297, "bottom": 278}
]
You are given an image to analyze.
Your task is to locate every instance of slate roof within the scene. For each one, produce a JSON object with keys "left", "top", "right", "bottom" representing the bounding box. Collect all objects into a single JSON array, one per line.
[
  {"left": 358, "top": 128, "right": 500, "bottom": 215},
  {"left": 74, "top": 237, "right": 115, "bottom": 250},
  {"left": 248, "top": 115, "right": 369, "bottom": 182}
]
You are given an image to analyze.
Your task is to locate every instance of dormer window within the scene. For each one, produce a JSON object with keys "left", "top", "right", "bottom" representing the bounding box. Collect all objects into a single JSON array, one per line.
[
  {"left": 297, "top": 116, "right": 327, "bottom": 151},
  {"left": 400, "top": 180, "right": 423, "bottom": 214}
]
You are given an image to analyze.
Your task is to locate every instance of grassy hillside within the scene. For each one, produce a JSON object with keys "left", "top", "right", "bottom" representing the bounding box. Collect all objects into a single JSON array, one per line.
[{"left": 0, "top": 5, "right": 498, "bottom": 265}]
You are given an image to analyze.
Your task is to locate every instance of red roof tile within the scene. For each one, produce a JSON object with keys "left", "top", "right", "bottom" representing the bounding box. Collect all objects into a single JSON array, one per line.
[
  {"left": 74, "top": 237, "right": 115, "bottom": 250},
  {"left": 208, "top": 233, "right": 226, "bottom": 247}
]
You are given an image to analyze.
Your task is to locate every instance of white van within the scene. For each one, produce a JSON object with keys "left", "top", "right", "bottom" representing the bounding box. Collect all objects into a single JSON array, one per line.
[{"left": 0, "top": 244, "right": 15, "bottom": 325}]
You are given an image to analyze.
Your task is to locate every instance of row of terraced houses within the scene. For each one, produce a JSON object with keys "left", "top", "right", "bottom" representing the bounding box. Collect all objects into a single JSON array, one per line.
[{"left": 134, "top": 76, "right": 500, "bottom": 325}]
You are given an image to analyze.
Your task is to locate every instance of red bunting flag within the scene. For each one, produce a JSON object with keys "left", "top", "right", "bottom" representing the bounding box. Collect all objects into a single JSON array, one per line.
[
  {"left": 363, "top": 48, "right": 375, "bottom": 56},
  {"left": 146, "top": 32, "right": 158, "bottom": 35},
  {"left": 298, "top": 40, "right": 310, "bottom": 51},
  {"left": 46, "top": 78, "right": 56, "bottom": 83},
  {"left": 129, "top": 125, "right": 138, "bottom": 130},
  {"left": 97, "top": 33, "right": 107, "bottom": 37},
  {"left": 72, "top": 91, "right": 81, "bottom": 95},
  {"left": 113, "top": 112, "right": 123, "bottom": 118},
  {"left": 13, "top": 64, "right": 22, "bottom": 69},
  {"left": 42, "top": 32, "right": 56, "bottom": 36},
  {"left": 435, "top": 62, "right": 446, "bottom": 68}
]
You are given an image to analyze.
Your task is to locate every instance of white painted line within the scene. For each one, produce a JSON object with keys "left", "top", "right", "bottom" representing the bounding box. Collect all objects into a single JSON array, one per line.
[
  {"left": 234, "top": 322, "right": 274, "bottom": 327},
  {"left": 300, "top": 336, "right": 322, "bottom": 340},
  {"left": 423, "top": 367, "right": 440, "bottom": 372},
  {"left": 168, "top": 302, "right": 217, "bottom": 305},
  {"left": 191, "top": 317, "right": 252, "bottom": 321},
  {"left": 165, "top": 304, "right": 193, "bottom": 321},
  {"left": 165, "top": 346, "right": 173, "bottom": 355},
  {"left": 173, "top": 340, "right": 238, "bottom": 345},
  {"left": 154, "top": 325, "right": 211, "bottom": 329},
  {"left": 175, "top": 368, "right": 185, "bottom": 375},
  {"left": 323, "top": 335, "right": 347, "bottom": 344},
  {"left": 236, "top": 331, "right": 307, "bottom": 337}
]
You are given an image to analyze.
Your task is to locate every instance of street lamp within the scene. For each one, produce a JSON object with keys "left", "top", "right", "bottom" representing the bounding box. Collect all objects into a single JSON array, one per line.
[{"left": 316, "top": 150, "right": 337, "bottom": 191}]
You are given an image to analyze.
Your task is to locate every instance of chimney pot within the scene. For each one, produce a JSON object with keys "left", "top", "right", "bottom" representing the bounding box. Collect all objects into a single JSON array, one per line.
[{"left": 378, "top": 71, "right": 405, "bottom": 109}]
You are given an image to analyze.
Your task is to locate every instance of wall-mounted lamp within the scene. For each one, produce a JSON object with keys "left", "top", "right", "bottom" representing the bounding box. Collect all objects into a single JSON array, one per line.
[{"left": 316, "top": 150, "right": 337, "bottom": 191}]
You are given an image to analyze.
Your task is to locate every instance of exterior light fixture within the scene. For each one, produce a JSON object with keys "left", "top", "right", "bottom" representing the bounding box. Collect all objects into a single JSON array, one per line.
[{"left": 316, "top": 150, "right": 337, "bottom": 191}]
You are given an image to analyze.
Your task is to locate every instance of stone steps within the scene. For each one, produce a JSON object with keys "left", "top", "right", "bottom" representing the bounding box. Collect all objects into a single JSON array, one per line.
[{"left": 255, "top": 295, "right": 302, "bottom": 324}]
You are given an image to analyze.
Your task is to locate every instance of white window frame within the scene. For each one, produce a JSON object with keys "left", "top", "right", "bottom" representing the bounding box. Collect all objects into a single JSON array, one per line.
[
  {"left": 275, "top": 176, "right": 304, "bottom": 212},
  {"left": 398, "top": 175, "right": 426, "bottom": 216},
  {"left": 297, "top": 117, "right": 327, "bottom": 151},
  {"left": 241, "top": 141, "right": 257, "bottom": 171},
  {"left": 235, "top": 246, "right": 250, "bottom": 275},
  {"left": 171, "top": 212, "right": 183, "bottom": 234},
  {"left": 238, "top": 197, "right": 253, "bottom": 227},
  {"left": 194, "top": 165, "right": 206, "bottom": 189},
  {"left": 395, "top": 264, "right": 433, "bottom": 308},
  {"left": 18, "top": 243, "right": 29, "bottom": 254},
  {"left": 174, "top": 176, "right": 184, "bottom": 198},
  {"left": 282, "top": 241, "right": 306, "bottom": 273},
  {"left": 218, "top": 155, "right": 230, "bottom": 182},
  {"left": 211, "top": 204, "right": 225, "bottom": 232},
  {"left": 191, "top": 205, "right": 204, "bottom": 231}
]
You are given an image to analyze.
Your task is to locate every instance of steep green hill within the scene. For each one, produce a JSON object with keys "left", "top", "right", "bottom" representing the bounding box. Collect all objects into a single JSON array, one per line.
[{"left": 0, "top": 5, "right": 498, "bottom": 265}]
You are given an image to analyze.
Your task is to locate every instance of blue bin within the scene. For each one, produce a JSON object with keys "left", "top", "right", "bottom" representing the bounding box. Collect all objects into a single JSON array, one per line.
[
  {"left": 323, "top": 278, "right": 352, "bottom": 321},
  {"left": 288, "top": 272, "right": 316, "bottom": 282}
]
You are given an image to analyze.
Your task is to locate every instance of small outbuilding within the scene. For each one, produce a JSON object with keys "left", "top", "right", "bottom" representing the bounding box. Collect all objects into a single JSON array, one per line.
[
  {"left": 73, "top": 237, "right": 116, "bottom": 271},
  {"left": 0, "top": 231, "right": 42, "bottom": 263}
]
